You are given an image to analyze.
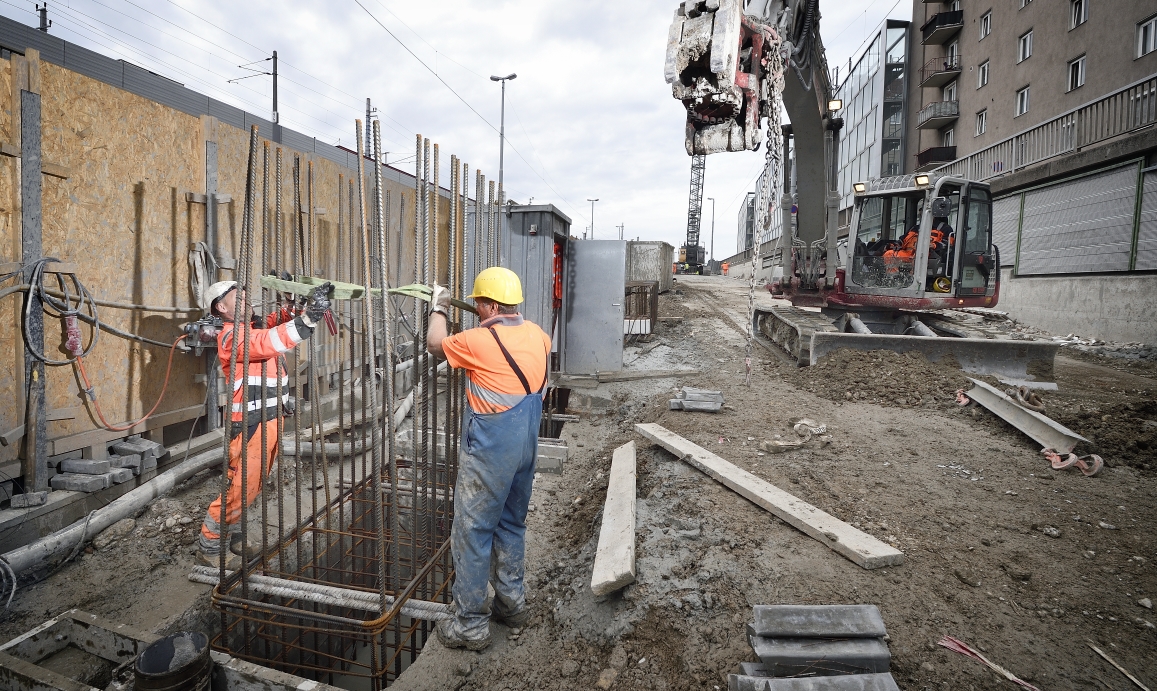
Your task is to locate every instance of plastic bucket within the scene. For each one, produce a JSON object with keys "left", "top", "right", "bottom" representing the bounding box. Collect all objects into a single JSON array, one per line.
[{"left": 134, "top": 631, "right": 212, "bottom": 691}]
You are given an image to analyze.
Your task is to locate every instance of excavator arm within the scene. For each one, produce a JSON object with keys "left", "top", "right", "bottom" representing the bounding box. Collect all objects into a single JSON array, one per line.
[{"left": 664, "top": 0, "right": 842, "bottom": 291}]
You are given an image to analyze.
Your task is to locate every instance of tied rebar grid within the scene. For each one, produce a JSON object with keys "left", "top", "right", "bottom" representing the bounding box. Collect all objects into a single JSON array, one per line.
[{"left": 208, "top": 120, "right": 492, "bottom": 689}]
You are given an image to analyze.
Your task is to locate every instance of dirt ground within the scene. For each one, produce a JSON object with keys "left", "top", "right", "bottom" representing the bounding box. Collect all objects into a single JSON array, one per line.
[{"left": 4, "top": 274, "right": 1155, "bottom": 691}]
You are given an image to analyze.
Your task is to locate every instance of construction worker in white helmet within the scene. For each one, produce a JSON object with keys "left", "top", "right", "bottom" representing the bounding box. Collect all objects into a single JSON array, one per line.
[
  {"left": 426, "top": 266, "right": 551, "bottom": 650},
  {"left": 196, "top": 279, "right": 331, "bottom": 570}
]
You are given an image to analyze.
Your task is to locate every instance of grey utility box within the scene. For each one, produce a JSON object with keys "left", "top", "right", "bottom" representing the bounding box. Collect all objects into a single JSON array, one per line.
[
  {"left": 626, "top": 241, "right": 674, "bottom": 293},
  {"left": 501, "top": 204, "right": 571, "bottom": 336}
]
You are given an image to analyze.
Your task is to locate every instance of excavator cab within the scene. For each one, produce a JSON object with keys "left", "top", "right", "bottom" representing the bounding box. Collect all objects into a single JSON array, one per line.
[{"left": 845, "top": 175, "right": 996, "bottom": 306}]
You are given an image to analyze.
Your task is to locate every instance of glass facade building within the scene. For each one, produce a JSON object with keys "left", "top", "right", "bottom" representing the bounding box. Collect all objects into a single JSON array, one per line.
[{"left": 835, "top": 20, "right": 911, "bottom": 225}]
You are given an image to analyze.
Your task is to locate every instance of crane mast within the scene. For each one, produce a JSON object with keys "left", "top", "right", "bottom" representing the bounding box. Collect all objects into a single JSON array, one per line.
[{"left": 679, "top": 154, "right": 707, "bottom": 273}]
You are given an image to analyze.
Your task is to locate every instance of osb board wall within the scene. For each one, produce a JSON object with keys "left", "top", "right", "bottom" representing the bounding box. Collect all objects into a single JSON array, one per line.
[{"left": 0, "top": 56, "right": 465, "bottom": 465}]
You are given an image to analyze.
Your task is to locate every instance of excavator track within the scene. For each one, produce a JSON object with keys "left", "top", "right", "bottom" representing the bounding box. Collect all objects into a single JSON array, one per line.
[{"left": 752, "top": 306, "right": 1059, "bottom": 381}]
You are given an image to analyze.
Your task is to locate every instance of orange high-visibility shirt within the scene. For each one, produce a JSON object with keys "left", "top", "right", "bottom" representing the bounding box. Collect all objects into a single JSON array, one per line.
[{"left": 441, "top": 315, "right": 551, "bottom": 414}]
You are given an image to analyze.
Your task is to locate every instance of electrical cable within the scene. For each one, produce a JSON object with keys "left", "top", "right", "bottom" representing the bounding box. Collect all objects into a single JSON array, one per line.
[
  {"left": 73, "top": 336, "right": 186, "bottom": 432},
  {"left": 23, "top": 258, "right": 100, "bottom": 366}
]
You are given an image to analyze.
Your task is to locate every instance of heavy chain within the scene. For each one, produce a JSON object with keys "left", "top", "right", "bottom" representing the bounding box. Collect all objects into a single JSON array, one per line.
[{"left": 745, "top": 26, "right": 786, "bottom": 385}]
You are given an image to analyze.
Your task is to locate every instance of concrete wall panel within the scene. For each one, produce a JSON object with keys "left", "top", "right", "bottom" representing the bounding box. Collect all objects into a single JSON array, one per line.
[{"left": 999, "top": 273, "right": 1157, "bottom": 345}]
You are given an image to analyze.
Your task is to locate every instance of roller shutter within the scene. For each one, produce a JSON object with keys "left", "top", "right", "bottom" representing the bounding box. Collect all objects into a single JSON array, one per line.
[
  {"left": 991, "top": 195, "right": 1020, "bottom": 266},
  {"left": 1017, "top": 163, "right": 1138, "bottom": 275},
  {"left": 1135, "top": 170, "right": 1157, "bottom": 271}
]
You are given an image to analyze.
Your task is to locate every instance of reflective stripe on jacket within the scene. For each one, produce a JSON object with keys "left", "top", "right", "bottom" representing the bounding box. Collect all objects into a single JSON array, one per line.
[{"left": 217, "top": 310, "right": 312, "bottom": 422}]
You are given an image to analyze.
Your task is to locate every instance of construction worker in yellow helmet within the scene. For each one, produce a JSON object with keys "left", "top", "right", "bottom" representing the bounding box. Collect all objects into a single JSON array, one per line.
[{"left": 426, "top": 266, "right": 551, "bottom": 650}]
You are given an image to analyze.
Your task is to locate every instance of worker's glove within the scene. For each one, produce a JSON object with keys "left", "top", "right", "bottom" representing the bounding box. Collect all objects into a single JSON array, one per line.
[
  {"left": 429, "top": 284, "right": 451, "bottom": 316},
  {"left": 303, "top": 282, "right": 333, "bottom": 326}
]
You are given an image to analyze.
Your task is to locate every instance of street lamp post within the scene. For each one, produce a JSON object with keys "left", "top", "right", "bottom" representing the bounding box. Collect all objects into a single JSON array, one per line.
[
  {"left": 587, "top": 198, "right": 598, "bottom": 238},
  {"left": 707, "top": 197, "right": 716, "bottom": 265},
  {"left": 489, "top": 73, "right": 517, "bottom": 201}
]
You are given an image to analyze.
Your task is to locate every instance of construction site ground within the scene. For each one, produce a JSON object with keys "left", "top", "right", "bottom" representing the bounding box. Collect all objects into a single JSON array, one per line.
[{"left": 2, "top": 274, "right": 1154, "bottom": 690}]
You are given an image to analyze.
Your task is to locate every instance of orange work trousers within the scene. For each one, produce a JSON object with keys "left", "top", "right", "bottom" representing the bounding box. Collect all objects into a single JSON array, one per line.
[{"left": 200, "top": 418, "right": 279, "bottom": 541}]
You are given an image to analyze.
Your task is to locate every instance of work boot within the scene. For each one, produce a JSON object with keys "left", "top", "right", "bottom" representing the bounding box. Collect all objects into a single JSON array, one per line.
[
  {"left": 435, "top": 619, "right": 491, "bottom": 651},
  {"left": 491, "top": 602, "right": 530, "bottom": 628},
  {"left": 196, "top": 546, "right": 241, "bottom": 571},
  {"left": 229, "top": 533, "right": 263, "bottom": 561}
]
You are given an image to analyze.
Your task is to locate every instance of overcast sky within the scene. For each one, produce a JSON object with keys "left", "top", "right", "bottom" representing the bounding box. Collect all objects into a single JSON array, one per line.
[{"left": 2, "top": 0, "right": 908, "bottom": 258}]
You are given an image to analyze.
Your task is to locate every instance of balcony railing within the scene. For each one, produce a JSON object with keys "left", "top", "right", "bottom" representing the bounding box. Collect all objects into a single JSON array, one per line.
[
  {"left": 920, "top": 55, "right": 962, "bottom": 88},
  {"left": 934, "top": 73, "right": 1157, "bottom": 181},
  {"left": 921, "top": 10, "right": 963, "bottom": 44},
  {"left": 916, "top": 100, "right": 960, "bottom": 129},
  {"left": 916, "top": 146, "right": 957, "bottom": 171}
]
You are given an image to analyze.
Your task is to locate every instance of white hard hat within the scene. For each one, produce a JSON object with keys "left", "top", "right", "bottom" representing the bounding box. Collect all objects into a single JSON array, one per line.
[{"left": 205, "top": 281, "right": 237, "bottom": 310}]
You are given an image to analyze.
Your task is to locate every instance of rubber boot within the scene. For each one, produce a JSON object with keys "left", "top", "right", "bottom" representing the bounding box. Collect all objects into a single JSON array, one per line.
[
  {"left": 196, "top": 545, "right": 241, "bottom": 571},
  {"left": 229, "top": 533, "right": 262, "bottom": 560}
]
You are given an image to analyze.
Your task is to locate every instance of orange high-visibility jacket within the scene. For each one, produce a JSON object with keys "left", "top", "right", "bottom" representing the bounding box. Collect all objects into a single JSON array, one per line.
[{"left": 216, "top": 308, "right": 310, "bottom": 423}]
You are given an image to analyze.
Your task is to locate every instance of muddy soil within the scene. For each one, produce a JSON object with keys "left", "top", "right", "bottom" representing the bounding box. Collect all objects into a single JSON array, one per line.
[
  {"left": 397, "top": 275, "right": 1156, "bottom": 691},
  {"left": 6, "top": 274, "right": 1154, "bottom": 691}
]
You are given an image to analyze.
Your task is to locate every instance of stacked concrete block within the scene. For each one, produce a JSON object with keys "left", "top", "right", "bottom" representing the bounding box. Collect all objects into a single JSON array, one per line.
[
  {"left": 59, "top": 459, "right": 111, "bottom": 475},
  {"left": 111, "top": 437, "right": 166, "bottom": 464},
  {"left": 51, "top": 473, "right": 111, "bottom": 492},
  {"left": 729, "top": 605, "right": 899, "bottom": 691},
  {"left": 669, "top": 386, "right": 724, "bottom": 412},
  {"left": 109, "top": 453, "right": 142, "bottom": 475}
]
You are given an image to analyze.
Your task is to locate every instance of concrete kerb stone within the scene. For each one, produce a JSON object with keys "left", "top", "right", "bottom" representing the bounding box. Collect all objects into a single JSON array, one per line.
[
  {"left": 748, "top": 635, "right": 891, "bottom": 676},
  {"left": 58, "top": 459, "right": 111, "bottom": 475},
  {"left": 750, "top": 605, "right": 887, "bottom": 638},
  {"left": 727, "top": 672, "right": 901, "bottom": 691},
  {"left": 108, "top": 468, "right": 134, "bottom": 484},
  {"left": 50, "top": 473, "right": 111, "bottom": 492}
]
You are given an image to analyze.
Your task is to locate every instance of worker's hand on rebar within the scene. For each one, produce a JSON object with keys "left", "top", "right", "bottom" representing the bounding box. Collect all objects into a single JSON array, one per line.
[
  {"left": 430, "top": 284, "right": 450, "bottom": 316},
  {"left": 304, "top": 282, "right": 333, "bottom": 324}
]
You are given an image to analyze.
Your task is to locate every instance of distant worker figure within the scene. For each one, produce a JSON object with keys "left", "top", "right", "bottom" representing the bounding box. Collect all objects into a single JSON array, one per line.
[
  {"left": 426, "top": 267, "right": 551, "bottom": 650},
  {"left": 196, "top": 279, "right": 331, "bottom": 570}
]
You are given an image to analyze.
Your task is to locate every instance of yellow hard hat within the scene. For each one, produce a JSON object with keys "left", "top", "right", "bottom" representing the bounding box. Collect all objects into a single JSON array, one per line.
[{"left": 468, "top": 266, "right": 523, "bottom": 305}]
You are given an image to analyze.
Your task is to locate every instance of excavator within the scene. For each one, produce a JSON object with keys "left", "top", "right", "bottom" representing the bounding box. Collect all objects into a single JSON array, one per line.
[{"left": 663, "top": 0, "right": 1057, "bottom": 381}]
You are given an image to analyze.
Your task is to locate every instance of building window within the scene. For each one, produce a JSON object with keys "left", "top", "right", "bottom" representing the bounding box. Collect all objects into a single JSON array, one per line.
[
  {"left": 976, "top": 109, "right": 988, "bottom": 136},
  {"left": 1016, "top": 86, "right": 1031, "bottom": 116},
  {"left": 980, "top": 11, "right": 991, "bottom": 40},
  {"left": 978, "top": 60, "right": 989, "bottom": 88},
  {"left": 1018, "top": 30, "right": 1033, "bottom": 62},
  {"left": 1140, "top": 15, "right": 1157, "bottom": 58},
  {"left": 942, "top": 128, "right": 955, "bottom": 147},
  {"left": 943, "top": 80, "right": 958, "bottom": 102},
  {"left": 1020, "top": 0, "right": 1032, "bottom": 8},
  {"left": 1067, "top": 55, "right": 1086, "bottom": 91},
  {"left": 1070, "top": 0, "right": 1087, "bottom": 29}
]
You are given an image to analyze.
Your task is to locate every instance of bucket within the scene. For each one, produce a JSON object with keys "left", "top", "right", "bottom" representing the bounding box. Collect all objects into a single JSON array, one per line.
[{"left": 134, "top": 631, "right": 212, "bottom": 691}]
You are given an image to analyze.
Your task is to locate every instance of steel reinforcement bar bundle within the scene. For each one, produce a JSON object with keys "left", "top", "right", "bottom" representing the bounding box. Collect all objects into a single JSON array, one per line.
[{"left": 207, "top": 121, "right": 503, "bottom": 689}]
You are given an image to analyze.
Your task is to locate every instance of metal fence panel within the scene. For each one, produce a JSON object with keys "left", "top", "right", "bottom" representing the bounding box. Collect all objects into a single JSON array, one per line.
[
  {"left": 1017, "top": 164, "right": 1138, "bottom": 275},
  {"left": 243, "top": 112, "right": 274, "bottom": 141},
  {"left": 0, "top": 15, "right": 64, "bottom": 63},
  {"left": 991, "top": 194, "right": 1020, "bottom": 266},
  {"left": 207, "top": 98, "right": 245, "bottom": 130},
  {"left": 62, "top": 43, "right": 122, "bottom": 87},
  {"left": 122, "top": 63, "right": 207, "bottom": 117},
  {"left": 1135, "top": 170, "right": 1157, "bottom": 271},
  {"left": 280, "top": 128, "right": 315, "bottom": 155}
]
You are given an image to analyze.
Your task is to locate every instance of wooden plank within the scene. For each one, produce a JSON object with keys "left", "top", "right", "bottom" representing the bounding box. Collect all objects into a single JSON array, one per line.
[
  {"left": 0, "top": 145, "right": 74, "bottom": 178},
  {"left": 634, "top": 423, "right": 904, "bottom": 569},
  {"left": 0, "top": 650, "right": 95, "bottom": 691},
  {"left": 46, "top": 407, "right": 79, "bottom": 422},
  {"left": 591, "top": 441, "right": 637, "bottom": 596},
  {"left": 48, "top": 404, "right": 205, "bottom": 456},
  {"left": 41, "top": 263, "right": 76, "bottom": 274}
]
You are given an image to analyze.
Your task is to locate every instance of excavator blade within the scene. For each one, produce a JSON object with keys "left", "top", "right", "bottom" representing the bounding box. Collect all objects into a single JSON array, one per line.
[{"left": 752, "top": 306, "right": 1059, "bottom": 381}]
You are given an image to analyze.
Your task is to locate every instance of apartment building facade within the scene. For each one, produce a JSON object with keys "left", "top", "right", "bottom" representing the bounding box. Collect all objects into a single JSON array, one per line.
[{"left": 908, "top": 0, "right": 1157, "bottom": 170}]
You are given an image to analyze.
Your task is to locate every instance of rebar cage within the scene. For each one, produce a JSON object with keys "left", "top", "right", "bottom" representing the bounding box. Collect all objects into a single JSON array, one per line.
[{"left": 201, "top": 122, "right": 507, "bottom": 689}]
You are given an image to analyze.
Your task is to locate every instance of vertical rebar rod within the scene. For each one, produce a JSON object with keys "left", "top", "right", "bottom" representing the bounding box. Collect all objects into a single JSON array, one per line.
[
  {"left": 274, "top": 147, "right": 286, "bottom": 573},
  {"left": 237, "top": 124, "right": 260, "bottom": 648},
  {"left": 355, "top": 119, "right": 389, "bottom": 617},
  {"left": 373, "top": 120, "right": 399, "bottom": 604},
  {"left": 259, "top": 141, "right": 271, "bottom": 578},
  {"left": 487, "top": 179, "right": 496, "bottom": 267}
]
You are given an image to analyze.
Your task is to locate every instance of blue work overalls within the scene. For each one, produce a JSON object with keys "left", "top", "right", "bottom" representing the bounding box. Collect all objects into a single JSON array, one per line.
[{"left": 447, "top": 386, "right": 542, "bottom": 640}]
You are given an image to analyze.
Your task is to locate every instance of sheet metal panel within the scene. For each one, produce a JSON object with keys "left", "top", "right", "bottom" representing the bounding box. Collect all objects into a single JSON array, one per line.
[
  {"left": 0, "top": 15, "right": 64, "bottom": 63},
  {"left": 122, "top": 63, "right": 207, "bottom": 118},
  {"left": 626, "top": 241, "right": 674, "bottom": 292},
  {"left": 1136, "top": 171, "right": 1157, "bottom": 271},
  {"left": 502, "top": 205, "right": 570, "bottom": 336},
  {"left": 314, "top": 142, "right": 350, "bottom": 167},
  {"left": 561, "top": 240, "right": 626, "bottom": 375},
  {"left": 243, "top": 112, "right": 275, "bottom": 141},
  {"left": 991, "top": 194, "right": 1020, "bottom": 267},
  {"left": 63, "top": 43, "right": 123, "bottom": 87},
  {"left": 207, "top": 98, "right": 245, "bottom": 130},
  {"left": 1017, "top": 163, "right": 1138, "bottom": 275},
  {"left": 280, "top": 128, "right": 315, "bottom": 156}
]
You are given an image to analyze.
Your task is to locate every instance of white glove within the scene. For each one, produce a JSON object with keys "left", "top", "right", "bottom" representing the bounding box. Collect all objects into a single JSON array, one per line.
[{"left": 430, "top": 284, "right": 451, "bottom": 316}]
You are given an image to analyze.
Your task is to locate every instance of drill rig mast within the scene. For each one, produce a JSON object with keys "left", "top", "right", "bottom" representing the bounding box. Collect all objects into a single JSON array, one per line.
[{"left": 679, "top": 154, "right": 707, "bottom": 274}]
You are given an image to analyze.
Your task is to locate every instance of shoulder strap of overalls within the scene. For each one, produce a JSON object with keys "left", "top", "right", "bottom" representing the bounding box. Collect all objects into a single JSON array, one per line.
[{"left": 486, "top": 326, "right": 535, "bottom": 396}]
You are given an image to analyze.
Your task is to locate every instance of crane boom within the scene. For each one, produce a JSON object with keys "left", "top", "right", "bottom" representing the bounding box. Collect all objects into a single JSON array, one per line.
[{"left": 680, "top": 154, "right": 707, "bottom": 272}]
